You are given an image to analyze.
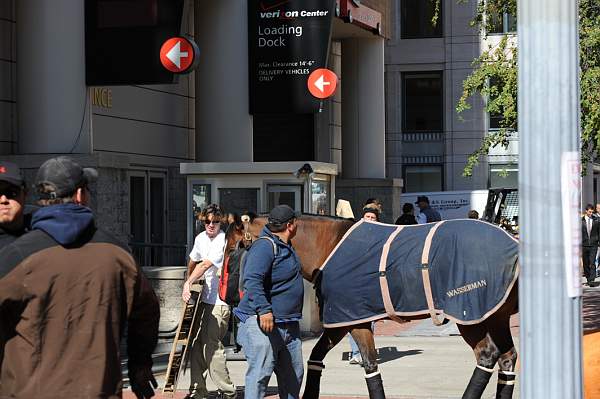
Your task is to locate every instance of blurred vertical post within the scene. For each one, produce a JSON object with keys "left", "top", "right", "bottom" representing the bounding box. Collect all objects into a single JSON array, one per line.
[{"left": 518, "top": 0, "right": 583, "bottom": 398}]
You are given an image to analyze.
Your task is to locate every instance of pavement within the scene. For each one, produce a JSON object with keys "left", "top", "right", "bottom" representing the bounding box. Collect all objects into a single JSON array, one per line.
[{"left": 124, "top": 318, "right": 521, "bottom": 399}]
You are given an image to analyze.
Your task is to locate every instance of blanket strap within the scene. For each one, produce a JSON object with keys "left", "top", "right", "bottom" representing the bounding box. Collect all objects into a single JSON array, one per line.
[
  {"left": 421, "top": 221, "right": 446, "bottom": 326},
  {"left": 378, "top": 225, "right": 406, "bottom": 323}
]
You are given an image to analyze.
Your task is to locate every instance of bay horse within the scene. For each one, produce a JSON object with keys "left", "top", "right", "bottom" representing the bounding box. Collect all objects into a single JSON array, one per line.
[{"left": 225, "top": 214, "right": 518, "bottom": 399}]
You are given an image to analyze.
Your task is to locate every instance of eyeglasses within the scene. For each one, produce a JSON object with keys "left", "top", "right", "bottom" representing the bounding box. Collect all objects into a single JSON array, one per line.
[
  {"left": 204, "top": 220, "right": 221, "bottom": 226},
  {"left": 0, "top": 188, "right": 21, "bottom": 200}
]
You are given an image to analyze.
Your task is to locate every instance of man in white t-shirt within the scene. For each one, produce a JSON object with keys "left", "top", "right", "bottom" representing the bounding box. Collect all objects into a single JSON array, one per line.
[{"left": 182, "top": 204, "right": 236, "bottom": 399}]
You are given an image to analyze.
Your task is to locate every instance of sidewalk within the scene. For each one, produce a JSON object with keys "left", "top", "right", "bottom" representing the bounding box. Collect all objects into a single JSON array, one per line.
[{"left": 124, "top": 319, "right": 519, "bottom": 399}]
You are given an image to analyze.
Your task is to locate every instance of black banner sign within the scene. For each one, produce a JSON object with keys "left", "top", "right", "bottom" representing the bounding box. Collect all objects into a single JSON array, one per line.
[{"left": 248, "top": 0, "right": 335, "bottom": 114}]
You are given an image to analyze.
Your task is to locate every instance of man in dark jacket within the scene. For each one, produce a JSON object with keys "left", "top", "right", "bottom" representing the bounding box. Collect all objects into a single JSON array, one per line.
[
  {"left": 582, "top": 204, "right": 600, "bottom": 286},
  {"left": 0, "top": 156, "right": 160, "bottom": 399},
  {"left": 234, "top": 205, "right": 304, "bottom": 399},
  {"left": 415, "top": 195, "right": 442, "bottom": 224},
  {"left": 0, "top": 161, "right": 28, "bottom": 249},
  {"left": 395, "top": 202, "right": 418, "bottom": 225}
]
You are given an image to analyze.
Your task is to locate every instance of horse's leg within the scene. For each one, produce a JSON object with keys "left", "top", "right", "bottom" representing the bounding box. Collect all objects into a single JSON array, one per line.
[
  {"left": 486, "top": 315, "right": 517, "bottom": 399},
  {"left": 351, "top": 323, "right": 385, "bottom": 399},
  {"left": 458, "top": 324, "right": 501, "bottom": 399},
  {"left": 303, "top": 327, "right": 348, "bottom": 399}
]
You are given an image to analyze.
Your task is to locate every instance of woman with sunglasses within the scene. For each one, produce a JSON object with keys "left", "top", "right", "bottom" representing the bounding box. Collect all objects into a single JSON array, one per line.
[{"left": 181, "top": 204, "right": 237, "bottom": 399}]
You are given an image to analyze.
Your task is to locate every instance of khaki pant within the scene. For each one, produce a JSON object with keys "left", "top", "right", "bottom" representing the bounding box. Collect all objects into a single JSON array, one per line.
[{"left": 189, "top": 303, "right": 236, "bottom": 398}]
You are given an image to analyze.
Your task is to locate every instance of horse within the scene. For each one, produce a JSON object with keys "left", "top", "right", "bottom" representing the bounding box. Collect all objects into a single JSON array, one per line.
[{"left": 225, "top": 214, "right": 519, "bottom": 399}]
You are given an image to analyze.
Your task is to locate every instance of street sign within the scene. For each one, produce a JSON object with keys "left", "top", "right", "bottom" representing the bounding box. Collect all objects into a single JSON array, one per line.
[
  {"left": 307, "top": 68, "right": 338, "bottom": 99},
  {"left": 159, "top": 37, "right": 199, "bottom": 74},
  {"left": 248, "top": 0, "right": 335, "bottom": 114}
]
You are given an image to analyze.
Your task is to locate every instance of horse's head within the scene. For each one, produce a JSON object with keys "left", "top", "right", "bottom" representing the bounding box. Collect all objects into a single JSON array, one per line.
[
  {"left": 224, "top": 212, "right": 267, "bottom": 254},
  {"left": 223, "top": 213, "right": 354, "bottom": 284}
]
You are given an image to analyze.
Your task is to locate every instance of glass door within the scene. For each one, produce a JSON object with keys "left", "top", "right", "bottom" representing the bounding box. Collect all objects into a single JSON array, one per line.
[
  {"left": 267, "top": 184, "right": 302, "bottom": 212},
  {"left": 128, "top": 170, "right": 167, "bottom": 266}
]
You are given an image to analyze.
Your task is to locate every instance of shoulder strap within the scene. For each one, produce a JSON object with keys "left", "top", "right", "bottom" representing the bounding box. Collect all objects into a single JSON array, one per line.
[{"left": 254, "top": 236, "right": 278, "bottom": 256}]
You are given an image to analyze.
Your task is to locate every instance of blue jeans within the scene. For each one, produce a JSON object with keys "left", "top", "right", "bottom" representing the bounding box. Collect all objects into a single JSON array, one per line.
[
  {"left": 348, "top": 322, "right": 375, "bottom": 357},
  {"left": 237, "top": 316, "right": 304, "bottom": 399},
  {"left": 348, "top": 334, "right": 360, "bottom": 357}
]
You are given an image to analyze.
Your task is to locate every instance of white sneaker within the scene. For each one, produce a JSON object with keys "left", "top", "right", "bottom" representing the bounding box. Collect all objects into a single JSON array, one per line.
[{"left": 349, "top": 354, "right": 363, "bottom": 365}]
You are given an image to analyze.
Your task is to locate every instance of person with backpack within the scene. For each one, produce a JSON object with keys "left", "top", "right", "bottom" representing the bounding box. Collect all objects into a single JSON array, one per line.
[
  {"left": 181, "top": 204, "right": 236, "bottom": 399},
  {"left": 233, "top": 205, "right": 304, "bottom": 399}
]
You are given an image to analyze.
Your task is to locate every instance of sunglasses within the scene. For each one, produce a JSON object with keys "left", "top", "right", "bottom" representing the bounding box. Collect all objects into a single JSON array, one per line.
[
  {"left": 204, "top": 220, "right": 221, "bottom": 226},
  {"left": 0, "top": 188, "right": 21, "bottom": 200}
]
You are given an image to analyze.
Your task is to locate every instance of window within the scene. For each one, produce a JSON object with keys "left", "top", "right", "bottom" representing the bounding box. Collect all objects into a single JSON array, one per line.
[
  {"left": 218, "top": 188, "right": 259, "bottom": 215},
  {"left": 487, "top": 77, "right": 515, "bottom": 130},
  {"left": 403, "top": 165, "right": 443, "bottom": 192},
  {"left": 488, "top": 11, "right": 516, "bottom": 34},
  {"left": 403, "top": 72, "right": 443, "bottom": 132},
  {"left": 191, "top": 183, "right": 211, "bottom": 238},
  {"left": 267, "top": 185, "right": 303, "bottom": 212},
  {"left": 489, "top": 164, "right": 518, "bottom": 189},
  {"left": 401, "top": 0, "right": 443, "bottom": 39},
  {"left": 311, "top": 178, "right": 330, "bottom": 215}
]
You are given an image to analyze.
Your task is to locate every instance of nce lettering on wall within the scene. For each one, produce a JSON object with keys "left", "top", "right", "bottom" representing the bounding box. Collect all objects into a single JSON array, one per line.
[{"left": 248, "top": 0, "right": 335, "bottom": 114}]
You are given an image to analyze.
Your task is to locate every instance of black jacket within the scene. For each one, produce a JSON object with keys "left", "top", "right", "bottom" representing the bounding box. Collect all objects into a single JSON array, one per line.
[
  {"left": 395, "top": 214, "right": 418, "bottom": 225},
  {"left": 582, "top": 216, "right": 600, "bottom": 247},
  {"left": 0, "top": 211, "right": 34, "bottom": 250}
]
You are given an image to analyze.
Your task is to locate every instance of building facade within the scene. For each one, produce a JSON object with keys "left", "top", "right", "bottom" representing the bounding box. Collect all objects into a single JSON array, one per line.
[
  {"left": 0, "top": 0, "right": 395, "bottom": 267},
  {"left": 385, "top": 0, "right": 597, "bottom": 204},
  {"left": 385, "top": 0, "right": 515, "bottom": 192}
]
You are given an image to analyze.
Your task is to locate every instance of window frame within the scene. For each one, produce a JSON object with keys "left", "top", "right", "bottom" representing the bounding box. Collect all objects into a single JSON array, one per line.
[
  {"left": 400, "top": 0, "right": 444, "bottom": 39},
  {"left": 486, "top": 10, "right": 517, "bottom": 35},
  {"left": 402, "top": 71, "right": 444, "bottom": 133},
  {"left": 402, "top": 164, "right": 444, "bottom": 193}
]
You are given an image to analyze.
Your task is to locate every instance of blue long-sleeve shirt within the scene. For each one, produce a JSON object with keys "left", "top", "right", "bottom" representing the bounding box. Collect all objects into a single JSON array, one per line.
[{"left": 234, "top": 227, "right": 304, "bottom": 323}]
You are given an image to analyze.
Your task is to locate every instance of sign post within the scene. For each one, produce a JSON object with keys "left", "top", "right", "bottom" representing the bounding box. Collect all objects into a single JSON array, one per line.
[{"left": 518, "top": 0, "right": 583, "bottom": 397}]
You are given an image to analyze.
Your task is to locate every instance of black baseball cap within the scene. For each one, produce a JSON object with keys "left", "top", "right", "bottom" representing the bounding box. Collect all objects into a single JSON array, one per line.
[
  {"left": 415, "top": 195, "right": 430, "bottom": 204},
  {"left": 0, "top": 161, "right": 25, "bottom": 187},
  {"left": 268, "top": 204, "right": 301, "bottom": 225},
  {"left": 35, "top": 156, "right": 98, "bottom": 198}
]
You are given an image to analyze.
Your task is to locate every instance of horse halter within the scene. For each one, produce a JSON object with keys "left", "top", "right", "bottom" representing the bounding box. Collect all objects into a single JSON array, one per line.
[{"left": 241, "top": 214, "right": 253, "bottom": 246}]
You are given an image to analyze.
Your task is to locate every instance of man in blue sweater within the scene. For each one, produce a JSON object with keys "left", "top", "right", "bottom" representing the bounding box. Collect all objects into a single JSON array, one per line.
[{"left": 234, "top": 205, "right": 304, "bottom": 399}]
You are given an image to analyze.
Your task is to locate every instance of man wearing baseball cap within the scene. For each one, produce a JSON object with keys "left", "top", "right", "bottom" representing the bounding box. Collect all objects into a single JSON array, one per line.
[
  {"left": 234, "top": 204, "right": 304, "bottom": 399},
  {"left": 0, "top": 156, "right": 160, "bottom": 399},
  {"left": 415, "top": 195, "right": 442, "bottom": 224},
  {"left": 0, "top": 161, "right": 28, "bottom": 249}
]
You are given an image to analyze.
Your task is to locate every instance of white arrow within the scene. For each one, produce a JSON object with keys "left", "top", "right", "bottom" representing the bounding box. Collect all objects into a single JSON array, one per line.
[
  {"left": 166, "top": 41, "right": 188, "bottom": 69},
  {"left": 314, "top": 74, "right": 331, "bottom": 93}
]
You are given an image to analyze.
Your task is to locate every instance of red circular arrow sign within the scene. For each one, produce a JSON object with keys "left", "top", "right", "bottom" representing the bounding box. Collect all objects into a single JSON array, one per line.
[
  {"left": 160, "top": 37, "right": 199, "bottom": 74},
  {"left": 307, "top": 68, "right": 338, "bottom": 99}
]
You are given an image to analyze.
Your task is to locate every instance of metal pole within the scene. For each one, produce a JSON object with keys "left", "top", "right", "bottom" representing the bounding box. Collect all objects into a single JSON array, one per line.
[{"left": 518, "top": 0, "right": 583, "bottom": 398}]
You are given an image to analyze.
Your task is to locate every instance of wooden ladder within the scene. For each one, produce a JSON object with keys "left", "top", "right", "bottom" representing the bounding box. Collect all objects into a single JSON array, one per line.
[{"left": 162, "top": 283, "right": 202, "bottom": 395}]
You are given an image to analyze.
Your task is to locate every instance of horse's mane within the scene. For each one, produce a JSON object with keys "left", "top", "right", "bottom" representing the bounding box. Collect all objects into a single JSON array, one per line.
[
  {"left": 224, "top": 212, "right": 354, "bottom": 241},
  {"left": 251, "top": 212, "right": 355, "bottom": 222}
]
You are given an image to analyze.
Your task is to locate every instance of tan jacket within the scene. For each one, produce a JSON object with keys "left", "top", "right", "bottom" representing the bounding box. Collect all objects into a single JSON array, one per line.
[{"left": 0, "top": 227, "right": 159, "bottom": 398}]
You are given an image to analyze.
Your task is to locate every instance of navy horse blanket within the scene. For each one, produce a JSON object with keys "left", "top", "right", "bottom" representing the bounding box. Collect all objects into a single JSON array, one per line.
[{"left": 319, "top": 219, "right": 519, "bottom": 327}]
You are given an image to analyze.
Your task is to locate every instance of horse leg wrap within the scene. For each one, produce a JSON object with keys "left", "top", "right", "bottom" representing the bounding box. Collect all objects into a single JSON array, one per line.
[
  {"left": 303, "top": 360, "right": 325, "bottom": 399},
  {"left": 462, "top": 365, "right": 493, "bottom": 399},
  {"left": 495, "top": 371, "right": 516, "bottom": 399},
  {"left": 365, "top": 371, "right": 386, "bottom": 399}
]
